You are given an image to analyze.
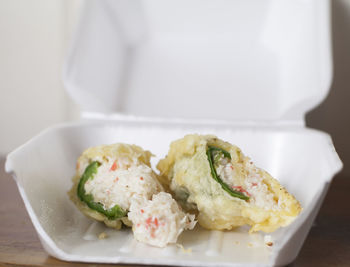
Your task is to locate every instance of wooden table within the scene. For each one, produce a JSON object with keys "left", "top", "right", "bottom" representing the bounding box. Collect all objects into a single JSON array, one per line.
[{"left": 1, "top": 157, "right": 349, "bottom": 267}]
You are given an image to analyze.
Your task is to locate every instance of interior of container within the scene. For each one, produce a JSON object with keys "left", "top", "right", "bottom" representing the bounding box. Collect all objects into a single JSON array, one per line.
[{"left": 6, "top": 121, "right": 339, "bottom": 265}]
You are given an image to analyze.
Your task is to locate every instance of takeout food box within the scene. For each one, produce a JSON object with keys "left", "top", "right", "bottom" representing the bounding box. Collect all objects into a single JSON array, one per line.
[{"left": 5, "top": 0, "right": 342, "bottom": 266}]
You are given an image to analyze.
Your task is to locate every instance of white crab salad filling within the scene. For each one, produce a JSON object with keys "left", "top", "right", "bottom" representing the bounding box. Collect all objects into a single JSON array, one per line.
[
  {"left": 84, "top": 157, "right": 162, "bottom": 210},
  {"left": 82, "top": 156, "right": 196, "bottom": 247},
  {"left": 216, "top": 158, "right": 279, "bottom": 210},
  {"left": 128, "top": 192, "right": 196, "bottom": 248}
]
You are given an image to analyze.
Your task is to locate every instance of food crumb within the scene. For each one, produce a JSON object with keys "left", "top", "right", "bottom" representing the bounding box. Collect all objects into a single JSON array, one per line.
[
  {"left": 264, "top": 235, "right": 274, "bottom": 247},
  {"left": 98, "top": 232, "right": 108, "bottom": 240},
  {"left": 248, "top": 242, "right": 254, "bottom": 247},
  {"left": 234, "top": 241, "right": 240, "bottom": 245},
  {"left": 176, "top": 243, "right": 192, "bottom": 254}
]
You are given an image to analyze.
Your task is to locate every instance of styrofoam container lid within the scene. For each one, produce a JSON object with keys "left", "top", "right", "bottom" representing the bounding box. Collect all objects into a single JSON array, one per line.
[
  {"left": 4, "top": 0, "right": 343, "bottom": 267},
  {"left": 64, "top": 0, "right": 332, "bottom": 124}
]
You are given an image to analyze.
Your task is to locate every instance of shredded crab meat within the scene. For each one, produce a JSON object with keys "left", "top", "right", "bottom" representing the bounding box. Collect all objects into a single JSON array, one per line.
[
  {"left": 216, "top": 158, "right": 279, "bottom": 210},
  {"left": 84, "top": 157, "right": 162, "bottom": 210},
  {"left": 128, "top": 192, "right": 196, "bottom": 248},
  {"left": 82, "top": 156, "right": 196, "bottom": 247}
]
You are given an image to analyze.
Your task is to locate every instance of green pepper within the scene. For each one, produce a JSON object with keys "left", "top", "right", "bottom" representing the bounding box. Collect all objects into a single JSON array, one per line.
[
  {"left": 206, "top": 146, "right": 249, "bottom": 201},
  {"left": 77, "top": 161, "right": 127, "bottom": 219}
]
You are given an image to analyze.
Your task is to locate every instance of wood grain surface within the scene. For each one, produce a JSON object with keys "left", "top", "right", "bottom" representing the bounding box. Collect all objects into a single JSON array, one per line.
[{"left": 0, "top": 157, "right": 349, "bottom": 267}]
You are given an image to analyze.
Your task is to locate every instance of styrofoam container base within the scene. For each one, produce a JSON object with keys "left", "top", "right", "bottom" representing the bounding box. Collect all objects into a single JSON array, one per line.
[{"left": 5, "top": 119, "right": 342, "bottom": 266}]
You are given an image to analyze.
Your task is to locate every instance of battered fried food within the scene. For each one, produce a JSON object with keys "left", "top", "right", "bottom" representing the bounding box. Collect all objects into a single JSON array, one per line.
[{"left": 157, "top": 134, "right": 301, "bottom": 233}]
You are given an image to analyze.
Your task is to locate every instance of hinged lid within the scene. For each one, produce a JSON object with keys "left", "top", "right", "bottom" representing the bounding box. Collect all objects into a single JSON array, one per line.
[{"left": 63, "top": 0, "right": 332, "bottom": 125}]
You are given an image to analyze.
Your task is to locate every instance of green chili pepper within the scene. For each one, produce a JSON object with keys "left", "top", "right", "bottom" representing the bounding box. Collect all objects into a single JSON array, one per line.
[
  {"left": 206, "top": 146, "right": 249, "bottom": 201},
  {"left": 77, "top": 161, "right": 127, "bottom": 219}
]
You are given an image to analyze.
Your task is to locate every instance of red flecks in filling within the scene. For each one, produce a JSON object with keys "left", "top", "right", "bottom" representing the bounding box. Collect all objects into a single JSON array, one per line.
[
  {"left": 232, "top": 186, "right": 251, "bottom": 197},
  {"left": 145, "top": 217, "right": 160, "bottom": 236},
  {"left": 146, "top": 217, "right": 152, "bottom": 227},
  {"left": 110, "top": 161, "right": 118, "bottom": 171},
  {"left": 150, "top": 229, "right": 156, "bottom": 238},
  {"left": 114, "top": 177, "right": 119, "bottom": 183},
  {"left": 141, "top": 209, "right": 144, "bottom": 213},
  {"left": 140, "top": 176, "right": 144, "bottom": 181},
  {"left": 252, "top": 182, "right": 258, "bottom": 187}
]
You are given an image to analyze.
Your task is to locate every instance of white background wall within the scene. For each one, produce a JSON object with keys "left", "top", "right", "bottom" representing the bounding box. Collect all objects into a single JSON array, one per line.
[
  {"left": 0, "top": 0, "right": 81, "bottom": 153},
  {"left": 0, "top": 0, "right": 349, "bottom": 174}
]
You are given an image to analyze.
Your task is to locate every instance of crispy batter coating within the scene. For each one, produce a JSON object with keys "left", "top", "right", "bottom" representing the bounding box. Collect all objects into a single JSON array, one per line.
[
  {"left": 157, "top": 134, "right": 301, "bottom": 233},
  {"left": 68, "top": 143, "right": 153, "bottom": 229}
]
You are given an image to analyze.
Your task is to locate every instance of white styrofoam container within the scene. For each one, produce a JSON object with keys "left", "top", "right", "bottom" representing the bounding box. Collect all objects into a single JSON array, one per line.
[{"left": 5, "top": 0, "right": 343, "bottom": 266}]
